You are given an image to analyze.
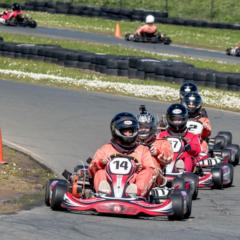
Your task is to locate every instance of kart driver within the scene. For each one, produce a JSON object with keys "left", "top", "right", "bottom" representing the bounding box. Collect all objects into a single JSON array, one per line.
[
  {"left": 157, "top": 103, "right": 201, "bottom": 172},
  {"left": 179, "top": 82, "right": 199, "bottom": 103},
  {"left": 0, "top": 3, "right": 23, "bottom": 24},
  {"left": 182, "top": 92, "right": 212, "bottom": 154},
  {"left": 88, "top": 112, "right": 157, "bottom": 197},
  {"left": 135, "top": 14, "right": 158, "bottom": 37},
  {"left": 136, "top": 105, "right": 173, "bottom": 186}
]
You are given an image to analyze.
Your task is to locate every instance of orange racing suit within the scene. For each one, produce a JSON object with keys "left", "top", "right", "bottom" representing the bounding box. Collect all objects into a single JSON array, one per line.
[{"left": 88, "top": 142, "right": 157, "bottom": 197}]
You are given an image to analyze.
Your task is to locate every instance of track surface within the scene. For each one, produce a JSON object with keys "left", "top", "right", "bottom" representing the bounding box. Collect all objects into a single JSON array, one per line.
[
  {"left": 1, "top": 26, "right": 240, "bottom": 64},
  {"left": 0, "top": 80, "right": 239, "bottom": 240}
]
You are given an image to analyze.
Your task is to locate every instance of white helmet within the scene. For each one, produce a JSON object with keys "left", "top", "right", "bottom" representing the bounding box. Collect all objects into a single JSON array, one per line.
[{"left": 145, "top": 15, "right": 155, "bottom": 24}]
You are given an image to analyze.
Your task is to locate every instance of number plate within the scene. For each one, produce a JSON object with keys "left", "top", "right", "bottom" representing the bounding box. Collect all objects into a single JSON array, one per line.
[
  {"left": 167, "top": 137, "right": 182, "bottom": 153},
  {"left": 187, "top": 120, "right": 203, "bottom": 135},
  {"left": 109, "top": 157, "right": 132, "bottom": 175}
]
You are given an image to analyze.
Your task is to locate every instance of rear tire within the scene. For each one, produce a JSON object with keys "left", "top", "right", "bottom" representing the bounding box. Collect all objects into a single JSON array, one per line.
[
  {"left": 225, "top": 144, "right": 240, "bottom": 166},
  {"left": 222, "top": 163, "right": 234, "bottom": 188},
  {"left": 182, "top": 173, "right": 199, "bottom": 200},
  {"left": 217, "top": 131, "right": 232, "bottom": 145}
]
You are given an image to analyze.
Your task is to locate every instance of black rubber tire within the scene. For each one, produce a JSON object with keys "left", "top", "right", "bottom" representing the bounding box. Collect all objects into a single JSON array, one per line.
[
  {"left": 50, "top": 180, "right": 68, "bottom": 211},
  {"left": 172, "top": 176, "right": 185, "bottom": 189},
  {"left": 217, "top": 131, "right": 232, "bottom": 145},
  {"left": 214, "top": 135, "right": 228, "bottom": 150},
  {"left": 182, "top": 173, "right": 199, "bottom": 200},
  {"left": 222, "top": 163, "right": 234, "bottom": 188},
  {"left": 211, "top": 167, "right": 223, "bottom": 189},
  {"left": 45, "top": 179, "right": 66, "bottom": 206},
  {"left": 168, "top": 192, "right": 185, "bottom": 220},
  {"left": 225, "top": 144, "right": 240, "bottom": 166}
]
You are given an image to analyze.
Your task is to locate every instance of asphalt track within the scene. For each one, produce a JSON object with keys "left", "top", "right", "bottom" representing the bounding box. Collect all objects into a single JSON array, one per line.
[
  {"left": 1, "top": 26, "right": 240, "bottom": 64},
  {"left": 0, "top": 80, "right": 239, "bottom": 240}
]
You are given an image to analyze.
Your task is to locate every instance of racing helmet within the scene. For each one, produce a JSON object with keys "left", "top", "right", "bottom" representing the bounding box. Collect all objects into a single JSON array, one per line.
[
  {"left": 12, "top": 3, "right": 21, "bottom": 11},
  {"left": 111, "top": 112, "right": 139, "bottom": 149},
  {"left": 145, "top": 15, "right": 155, "bottom": 24},
  {"left": 166, "top": 103, "right": 188, "bottom": 133},
  {"left": 179, "top": 82, "right": 198, "bottom": 102},
  {"left": 182, "top": 92, "right": 202, "bottom": 118},
  {"left": 137, "top": 105, "right": 157, "bottom": 143}
]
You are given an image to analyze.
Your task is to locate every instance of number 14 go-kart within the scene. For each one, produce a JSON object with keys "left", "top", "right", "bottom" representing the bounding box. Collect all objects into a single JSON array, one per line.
[
  {"left": 125, "top": 32, "right": 171, "bottom": 44},
  {"left": 45, "top": 154, "right": 192, "bottom": 220}
]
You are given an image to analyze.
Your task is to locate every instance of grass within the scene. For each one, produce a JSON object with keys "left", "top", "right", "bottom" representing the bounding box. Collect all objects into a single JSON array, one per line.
[
  {"left": 0, "top": 31, "right": 240, "bottom": 74},
  {"left": 16, "top": 10, "right": 240, "bottom": 51},
  {"left": 2, "top": 0, "right": 240, "bottom": 23},
  {"left": 0, "top": 55, "right": 239, "bottom": 112}
]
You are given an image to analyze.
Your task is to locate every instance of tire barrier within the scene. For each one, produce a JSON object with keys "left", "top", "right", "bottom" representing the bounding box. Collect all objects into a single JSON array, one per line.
[
  {"left": 1, "top": 1, "right": 239, "bottom": 30},
  {"left": 0, "top": 39, "right": 239, "bottom": 91}
]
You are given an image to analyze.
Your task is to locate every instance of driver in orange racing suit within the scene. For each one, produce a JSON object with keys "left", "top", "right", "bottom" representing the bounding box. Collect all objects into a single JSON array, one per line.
[
  {"left": 136, "top": 105, "right": 173, "bottom": 186},
  {"left": 0, "top": 3, "right": 23, "bottom": 24},
  {"left": 135, "top": 14, "right": 158, "bottom": 37},
  {"left": 88, "top": 112, "right": 157, "bottom": 197}
]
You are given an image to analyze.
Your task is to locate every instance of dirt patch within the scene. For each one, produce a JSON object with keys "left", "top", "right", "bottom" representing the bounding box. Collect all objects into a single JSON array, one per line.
[{"left": 0, "top": 145, "right": 55, "bottom": 214}]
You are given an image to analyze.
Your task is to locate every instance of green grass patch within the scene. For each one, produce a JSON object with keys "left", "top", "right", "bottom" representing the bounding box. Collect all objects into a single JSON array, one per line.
[
  {"left": 3, "top": 0, "right": 240, "bottom": 23},
  {"left": 18, "top": 10, "right": 239, "bottom": 51},
  {"left": 0, "top": 55, "right": 239, "bottom": 112},
  {"left": 0, "top": 31, "right": 240, "bottom": 73}
]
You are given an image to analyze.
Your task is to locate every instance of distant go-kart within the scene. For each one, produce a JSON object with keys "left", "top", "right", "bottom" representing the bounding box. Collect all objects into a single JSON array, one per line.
[
  {"left": 125, "top": 32, "right": 171, "bottom": 44},
  {"left": 2, "top": 14, "right": 37, "bottom": 28},
  {"left": 226, "top": 47, "right": 240, "bottom": 57}
]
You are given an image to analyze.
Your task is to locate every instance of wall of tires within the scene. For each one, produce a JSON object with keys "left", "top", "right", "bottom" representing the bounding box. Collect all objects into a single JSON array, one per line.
[
  {"left": 1, "top": 1, "right": 239, "bottom": 30},
  {"left": 0, "top": 39, "right": 239, "bottom": 91}
]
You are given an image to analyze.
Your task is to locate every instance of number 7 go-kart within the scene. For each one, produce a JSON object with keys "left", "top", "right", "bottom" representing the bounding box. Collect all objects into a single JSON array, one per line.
[{"left": 45, "top": 154, "right": 192, "bottom": 220}]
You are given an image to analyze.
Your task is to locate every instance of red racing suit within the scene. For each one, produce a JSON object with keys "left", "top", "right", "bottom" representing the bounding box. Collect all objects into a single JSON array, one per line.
[
  {"left": 0, "top": 10, "right": 23, "bottom": 21},
  {"left": 88, "top": 142, "right": 157, "bottom": 197},
  {"left": 157, "top": 130, "right": 201, "bottom": 172}
]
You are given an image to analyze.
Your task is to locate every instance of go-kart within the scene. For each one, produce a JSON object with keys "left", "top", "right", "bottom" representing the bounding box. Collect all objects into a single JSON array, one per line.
[
  {"left": 45, "top": 154, "right": 192, "bottom": 220},
  {"left": 186, "top": 120, "right": 234, "bottom": 188},
  {"left": 125, "top": 32, "right": 171, "bottom": 45},
  {"left": 165, "top": 132, "right": 233, "bottom": 192},
  {"left": 1, "top": 14, "right": 37, "bottom": 28},
  {"left": 226, "top": 47, "right": 240, "bottom": 57}
]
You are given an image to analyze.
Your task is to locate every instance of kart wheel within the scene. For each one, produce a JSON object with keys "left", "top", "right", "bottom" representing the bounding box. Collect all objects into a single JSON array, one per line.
[
  {"left": 225, "top": 144, "right": 240, "bottom": 166},
  {"left": 27, "top": 20, "right": 37, "bottom": 28},
  {"left": 163, "top": 37, "right": 171, "bottom": 45},
  {"left": 168, "top": 192, "right": 185, "bottom": 220},
  {"left": 214, "top": 135, "right": 228, "bottom": 150},
  {"left": 125, "top": 33, "right": 130, "bottom": 41},
  {"left": 182, "top": 173, "right": 199, "bottom": 200},
  {"left": 226, "top": 48, "right": 231, "bottom": 55},
  {"left": 217, "top": 131, "right": 232, "bottom": 145},
  {"left": 222, "top": 163, "right": 234, "bottom": 188},
  {"left": 50, "top": 180, "right": 68, "bottom": 211},
  {"left": 172, "top": 176, "right": 185, "bottom": 189},
  {"left": 211, "top": 167, "right": 223, "bottom": 189},
  {"left": 45, "top": 179, "right": 66, "bottom": 206},
  {"left": 172, "top": 189, "right": 192, "bottom": 219}
]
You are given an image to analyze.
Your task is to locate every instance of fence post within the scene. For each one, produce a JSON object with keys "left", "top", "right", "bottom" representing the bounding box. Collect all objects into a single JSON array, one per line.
[{"left": 165, "top": 0, "right": 169, "bottom": 12}]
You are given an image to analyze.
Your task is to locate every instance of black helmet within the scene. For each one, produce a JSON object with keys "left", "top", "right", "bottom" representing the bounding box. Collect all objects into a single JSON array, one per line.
[
  {"left": 12, "top": 3, "right": 21, "bottom": 11},
  {"left": 137, "top": 105, "right": 157, "bottom": 143},
  {"left": 111, "top": 112, "right": 139, "bottom": 149},
  {"left": 182, "top": 92, "right": 202, "bottom": 117},
  {"left": 166, "top": 103, "right": 188, "bottom": 133},
  {"left": 179, "top": 82, "right": 198, "bottom": 101}
]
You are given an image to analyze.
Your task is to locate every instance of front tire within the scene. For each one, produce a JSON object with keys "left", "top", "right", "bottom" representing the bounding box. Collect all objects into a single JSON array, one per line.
[{"left": 50, "top": 180, "right": 68, "bottom": 211}]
